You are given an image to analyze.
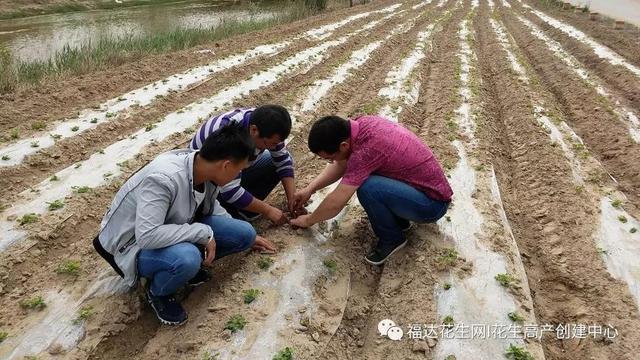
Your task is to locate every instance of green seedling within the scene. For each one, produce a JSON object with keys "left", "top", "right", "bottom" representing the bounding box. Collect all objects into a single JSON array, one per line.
[
  {"left": 90, "top": 118, "right": 98, "bottom": 124},
  {"left": 74, "top": 163, "right": 82, "bottom": 169},
  {"left": 436, "top": 248, "right": 458, "bottom": 268},
  {"left": 442, "top": 315, "right": 454, "bottom": 328},
  {"left": 495, "top": 273, "right": 517, "bottom": 287},
  {"left": 32, "top": 122, "right": 46, "bottom": 130},
  {"left": 508, "top": 312, "right": 525, "bottom": 323},
  {"left": 103, "top": 172, "right": 113, "bottom": 178},
  {"left": 444, "top": 356, "right": 456, "bottom": 360},
  {"left": 105, "top": 112, "right": 115, "bottom": 118},
  {"left": 17, "top": 213, "right": 38, "bottom": 225},
  {"left": 611, "top": 199, "right": 622, "bottom": 208},
  {"left": 72, "top": 306, "right": 94, "bottom": 324},
  {"left": 72, "top": 186, "right": 91, "bottom": 193},
  {"left": 117, "top": 160, "right": 129, "bottom": 168},
  {"left": 20, "top": 296, "right": 46, "bottom": 310},
  {"left": 596, "top": 246, "right": 608, "bottom": 255},
  {"left": 56, "top": 260, "right": 80, "bottom": 276},
  {"left": 630, "top": 227, "right": 637, "bottom": 234},
  {"left": 71, "top": 126, "right": 79, "bottom": 132},
  {"left": 117, "top": 97, "right": 126, "bottom": 101},
  {"left": 0, "top": 331, "right": 7, "bottom": 343},
  {"left": 50, "top": 133, "right": 62, "bottom": 140},
  {"left": 618, "top": 215, "right": 628, "bottom": 223},
  {"left": 1, "top": 155, "right": 9, "bottom": 161},
  {"left": 505, "top": 344, "right": 534, "bottom": 360},
  {"left": 445, "top": 215, "right": 451, "bottom": 222},
  {"left": 257, "top": 256, "right": 274, "bottom": 270},
  {"left": 323, "top": 259, "right": 337, "bottom": 274},
  {"left": 243, "top": 289, "right": 260, "bottom": 304},
  {"left": 98, "top": 149, "right": 105, "bottom": 154},
  {"left": 443, "top": 282, "right": 452, "bottom": 290},
  {"left": 47, "top": 199, "right": 64, "bottom": 211},
  {"left": 30, "top": 141, "right": 39, "bottom": 148},
  {"left": 10, "top": 129, "right": 19, "bottom": 139},
  {"left": 273, "top": 347, "right": 294, "bottom": 360},
  {"left": 224, "top": 314, "right": 247, "bottom": 333},
  {"left": 202, "top": 351, "right": 219, "bottom": 360},
  {"left": 145, "top": 123, "right": 157, "bottom": 132}
]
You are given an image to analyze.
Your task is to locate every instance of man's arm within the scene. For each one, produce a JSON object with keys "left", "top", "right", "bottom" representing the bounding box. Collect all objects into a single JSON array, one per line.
[
  {"left": 290, "top": 183, "right": 357, "bottom": 227},
  {"left": 292, "top": 160, "right": 347, "bottom": 211}
]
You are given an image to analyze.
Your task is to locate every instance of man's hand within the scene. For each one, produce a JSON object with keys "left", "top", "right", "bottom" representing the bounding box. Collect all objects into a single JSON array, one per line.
[
  {"left": 252, "top": 235, "right": 277, "bottom": 253},
  {"left": 290, "top": 214, "right": 313, "bottom": 228},
  {"left": 266, "top": 205, "right": 288, "bottom": 226},
  {"left": 203, "top": 238, "right": 216, "bottom": 266},
  {"left": 292, "top": 187, "right": 313, "bottom": 214}
]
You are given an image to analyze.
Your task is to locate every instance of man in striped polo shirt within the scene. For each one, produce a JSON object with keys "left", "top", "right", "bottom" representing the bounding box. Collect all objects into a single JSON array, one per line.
[{"left": 191, "top": 105, "right": 296, "bottom": 225}]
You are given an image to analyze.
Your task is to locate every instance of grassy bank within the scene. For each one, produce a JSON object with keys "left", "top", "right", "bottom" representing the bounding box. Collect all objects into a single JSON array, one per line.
[{"left": 0, "top": 1, "right": 329, "bottom": 93}]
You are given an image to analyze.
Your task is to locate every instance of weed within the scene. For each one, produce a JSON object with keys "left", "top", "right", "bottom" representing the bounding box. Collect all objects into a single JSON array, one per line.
[
  {"left": 442, "top": 315, "right": 454, "bottom": 328},
  {"left": 257, "top": 256, "right": 274, "bottom": 270},
  {"left": 445, "top": 215, "right": 451, "bottom": 222},
  {"left": 72, "top": 185, "right": 91, "bottom": 193},
  {"left": 596, "top": 246, "right": 608, "bottom": 255},
  {"left": 20, "top": 296, "right": 46, "bottom": 310},
  {"left": 323, "top": 259, "right": 337, "bottom": 274},
  {"left": 32, "top": 122, "right": 46, "bottom": 130},
  {"left": 98, "top": 149, "right": 105, "bottom": 154},
  {"left": 47, "top": 199, "right": 64, "bottom": 211},
  {"left": 508, "top": 312, "right": 525, "bottom": 323},
  {"left": 273, "top": 347, "right": 294, "bottom": 360},
  {"left": 505, "top": 344, "right": 534, "bottom": 360},
  {"left": 495, "top": 273, "right": 518, "bottom": 287},
  {"left": 56, "top": 260, "right": 80, "bottom": 276},
  {"left": 117, "top": 160, "right": 129, "bottom": 168},
  {"left": 224, "top": 314, "right": 247, "bottom": 333},
  {"left": 243, "top": 289, "right": 260, "bottom": 304},
  {"left": 17, "top": 213, "right": 38, "bottom": 225},
  {"left": 73, "top": 305, "right": 94, "bottom": 324},
  {"left": 618, "top": 215, "right": 628, "bottom": 223}
]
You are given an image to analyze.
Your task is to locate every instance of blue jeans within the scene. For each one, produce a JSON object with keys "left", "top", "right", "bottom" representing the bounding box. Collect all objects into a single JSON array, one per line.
[
  {"left": 357, "top": 175, "right": 449, "bottom": 251},
  {"left": 220, "top": 151, "right": 280, "bottom": 219},
  {"left": 137, "top": 215, "right": 256, "bottom": 296}
]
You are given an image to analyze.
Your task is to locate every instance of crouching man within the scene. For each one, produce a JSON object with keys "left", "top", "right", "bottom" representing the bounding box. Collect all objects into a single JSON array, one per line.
[
  {"left": 290, "top": 115, "right": 453, "bottom": 265},
  {"left": 93, "top": 124, "right": 275, "bottom": 325}
]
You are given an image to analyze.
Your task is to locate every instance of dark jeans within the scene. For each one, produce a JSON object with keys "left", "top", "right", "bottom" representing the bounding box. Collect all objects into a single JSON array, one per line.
[
  {"left": 221, "top": 151, "right": 280, "bottom": 219},
  {"left": 356, "top": 175, "right": 449, "bottom": 251},
  {"left": 137, "top": 215, "right": 256, "bottom": 296}
]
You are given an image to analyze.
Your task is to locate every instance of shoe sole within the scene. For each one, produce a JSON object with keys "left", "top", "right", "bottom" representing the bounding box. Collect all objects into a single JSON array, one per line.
[
  {"left": 146, "top": 291, "right": 188, "bottom": 326},
  {"left": 364, "top": 240, "right": 408, "bottom": 266}
]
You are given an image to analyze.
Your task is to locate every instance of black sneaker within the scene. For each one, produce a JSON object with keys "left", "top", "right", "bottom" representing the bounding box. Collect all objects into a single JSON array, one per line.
[
  {"left": 187, "top": 268, "right": 211, "bottom": 288},
  {"left": 145, "top": 286, "right": 188, "bottom": 326},
  {"left": 365, "top": 240, "right": 408, "bottom": 266}
]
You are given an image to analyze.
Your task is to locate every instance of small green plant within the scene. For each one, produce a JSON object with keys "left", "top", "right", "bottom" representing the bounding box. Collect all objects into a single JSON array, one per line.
[
  {"left": 71, "top": 126, "right": 79, "bottom": 132},
  {"left": 32, "top": 122, "right": 46, "bottom": 130},
  {"left": 30, "top": 141, "right": 39, "bottom": 148},
  {"left": 17, "top": 213, "right": 38, "bottom": 225},
  {"left": 618, "top": 215, "right": 628, "bottom": 223},
  {"left": 47, "top": 199, "right": 64, "bottom": 211},
  {"left": 273, "top": 347, "right": 294, "bottom": 360},
  {"left": 90, "top": 118, "right": 98, "bottom": 124},
  {"left": 105, "top": 112, "right": 115, "bottom": 118},
  {"left": 596, "top": 246, "right": 608, "bottom": 255},
  {"left": 72, "top": 185, "right": 91, "bottom": 193},
  {"left": 224, "top": 314, "right": 247, "bottom": 333},
  {"left": 630, "top": 227, "right": 637, "bottom": 234},
  {"left": 445, "top": 215, "right": 451, "bottom": 222},
  {"left": 323, "top": 259, "right": 337, "bottom": 274},
  {"left": 103, "top": 172, "right": 113, "bottom": 178},
  {"left": 257, "top": 256, "right": 274, "bottom": 270},
  {"left": 56, "top": 260, "right": 80, "bottom": 276},
  {"left": 10, "top": 129, "right": 19, "bottom": 139},
  {"left": 243, "top": 289, "right": 260, "bottom": 304},
  {"left": 443, "top": 282, "right": 452, "bottom": 290},
  {"left": 495, "top": 273, "right": 518, "bottom": 287},
  {"left": 436, "top": 248, "right": 458, "bottom": 268},
  {"left": 117, "top": 160, "right": 129, "bottom": 168},
  {"left": 442, "top": 315, "right": 454, "bottom": 328},
  {"left": 50, "top": 133, "right": 62, "bottom": 140},
  {"left": 611, "top": 199, "right": 622, "bottom": 208},
  {"left": 98, "top": 149, "right": 105, "bottom": 154},
  {"left": 20, "top": 296, "right": 46, "bottom": 310},
  {"left": 1, "top": 155, "right": 9, "bottom": 161},
  {"left": 444, "top": 355, "right": 456, "bottom": 360},
  {"left": 117, "top": 97, "right": 126, "bottom": 101},
  {"left": 0, "top": 331, "right": 7, "bottom": 343},
  {"left": 145, "top": 123, "right": 157, "bottom": 132},
  {"left": 505, "top": 344, "right": 534, "bottom": 360},
  {"left": 508, "top": 312, "right": 525, "bottom": 323},
  {"left": 202, "top": 351, "right": 219, "bottom": 360},
  {"left": 72, "top": 305, "right": 94, "bottom": 324}
]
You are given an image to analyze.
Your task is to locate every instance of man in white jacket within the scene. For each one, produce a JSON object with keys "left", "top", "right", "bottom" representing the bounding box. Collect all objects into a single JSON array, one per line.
[{"left": 94, "top": 124, "right": 275, "bottom": 325}]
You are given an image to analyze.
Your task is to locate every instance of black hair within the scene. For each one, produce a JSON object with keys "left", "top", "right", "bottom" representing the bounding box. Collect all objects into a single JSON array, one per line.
[
  {"left": 250, "top": 105, "right": 292, "bottom": 140},
  {"left": 199, "top": 122, "right": 255, "bottom": 162},
  {"left": 308, "top": 115, "right": 351, "bottom": 154}
]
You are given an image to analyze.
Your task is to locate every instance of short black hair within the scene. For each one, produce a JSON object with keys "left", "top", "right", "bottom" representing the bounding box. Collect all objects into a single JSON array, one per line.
[
  {"left": 250, "top": 105, "right": 292, "bottom": 139},
  {"left": 308, "top": 116, "right": 351, "bottom": 154},
  {"left": 199, "top": 122, "right": 255, "bottom": 162}
]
